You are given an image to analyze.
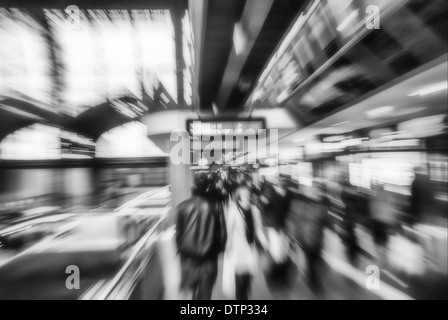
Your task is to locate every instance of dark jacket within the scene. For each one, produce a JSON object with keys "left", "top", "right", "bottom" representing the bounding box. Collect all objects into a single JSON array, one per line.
[
  {"left": 176, "top": 193, "right": 227, "bottom": 261},
  {"left": 410, "top": 175, "right": 430, "bottom": 224},
  {"left": 289, "top": 194, "right": 327, "bottom": 253},
  {"left": 260, "top": 183, "right": 291, "bottom": 231}
]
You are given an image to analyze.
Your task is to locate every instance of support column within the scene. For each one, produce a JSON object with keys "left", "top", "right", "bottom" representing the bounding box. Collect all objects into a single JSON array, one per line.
[
  {"left": 144, "top": 130, "right": 193, "bottom": 226},
  {"left": 173, "top": 7, "right": 185, "bottom": 107},
  {"left": 169, "top": 161, "right": 192, "bottom": 221},
  {"left": 143, "top": 112, "right": 198, "bottom": 224}
]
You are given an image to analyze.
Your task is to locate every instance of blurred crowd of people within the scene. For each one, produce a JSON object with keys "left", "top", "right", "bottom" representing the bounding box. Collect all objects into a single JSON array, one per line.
[
  {"left": 174, "top": 166, "right": 441, "bottom": 300},
  {"left": 174, "top": 168, "right": 325, "bottom": 300}
]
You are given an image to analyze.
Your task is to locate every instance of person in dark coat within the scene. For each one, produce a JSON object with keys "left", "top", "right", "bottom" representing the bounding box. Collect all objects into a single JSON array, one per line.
[
  {"left": 175, "top": 172, "right": 227, "bottom": 300},
  {"left": 289, "top": 181, "right": 329, "bottom": 294}
]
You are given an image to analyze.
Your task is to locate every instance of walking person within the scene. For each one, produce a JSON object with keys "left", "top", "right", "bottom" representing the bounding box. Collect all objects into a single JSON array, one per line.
[
  {"left": 340, "top": 179, "right": 360, "bottom": 265},
  {"left": 368, "top": 182, "right": 400, "bottom": 268},
  {"left": 175, "top": 172, "right": 227, "bottom": 300},
  {"left": 290, "top": 181, "right": 329, "bottom": 295},
  {"left": 259, "top": 177, "right": 292, "bottom": 280},
  {"left": 409, "top": 167, "right": 430, "bottom": 227},
  {"left": 225, "top": 185, "right": 268, "bottom": 300}
]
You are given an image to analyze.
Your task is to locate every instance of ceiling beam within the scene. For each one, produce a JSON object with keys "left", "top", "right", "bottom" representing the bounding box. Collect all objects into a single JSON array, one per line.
[
  {"left": 0, "top": 0, "right": 188, "bottom": 10},
  {"left": 30, "top": 8, "right": 65, "bottom": 113},
  {"left": 198, "top": 0, "right": 246, "bottom": 111},
  {"left": 173, "top": 7, "right": 185, "bottom": 107},
  {"left": 215, "top": 0, "right": 274, "bottom": 112},
  {"left": 188, "top": 0, "right": 207, "bottom": 114}
]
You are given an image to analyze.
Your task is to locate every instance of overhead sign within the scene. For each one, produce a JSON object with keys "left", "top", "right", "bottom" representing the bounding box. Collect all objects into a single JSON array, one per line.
[
  {"left": 186, "top": 118, "right": 269, "bottom": 165},
  {"left": 187, "top": 119, "right": 265, "bottom": 137}
]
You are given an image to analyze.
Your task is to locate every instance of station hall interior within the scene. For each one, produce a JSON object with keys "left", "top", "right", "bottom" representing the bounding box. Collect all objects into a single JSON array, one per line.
[{"left": 0, "top": 0, "right": 447, "bottom": 300}]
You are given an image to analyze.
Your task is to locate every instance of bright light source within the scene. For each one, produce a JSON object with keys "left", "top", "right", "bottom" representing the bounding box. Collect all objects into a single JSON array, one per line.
[
  {"left": 265, "top": 158, "right": 279, "bottom": 167},
  {"left": 408, "top": 82, "right": 447, "bottom": 97},
  {"left": 61, "top": 154, "right": 92, "bottom": 159},
  {"left": 276, "top": 90, "right": 289, "bottom": 104},
  {"left": 381, "top": 131, "right": 404, "bottom": 136},
  {"left": 398, "top": 114, "right": 446, "bottom": 137},
  {"left": 299, "top": 177, "right": 313, "bottom": 187},
  {"left": 366, "top": 106, "right": 395, "bottom": 119},
  {"left": 342, "top": 138, "right": 363, "bottom": 147},
  {"left": 372, "top": 139, "right": 420, "bottom": 148},
  {"left": 336, "top": 10, "right": 360, "bottom": 32},
  {"left": 96, "top": 122, "right": 167, "bottom": 158},
  {"left": 0, "top": 124, "right": 61, "bottom": 160},
  {"left": 183, "top": 10, "right": 194, "bottom": 106},
  {"left": 233, "top": 22, "right": 247, "bottom": 56},
  {"left": 331, "top": 121, "right": 350, "bottom": 127},
  {"left": 317, "top": 127, "right": 332, "bottom": 133},
  {"left": 0, "top": 9, "right": 52, "bottom": 105},
  {"left": 198, "top": 158, "right": 209, "bottom": 167},
  {"left": 297, "top": 162, "right": 313, "bottom": 187},
  {"left": 44, "top": 9, "right": 177, "bottom": 115},
  {"left": 111, "top": 100, "right": 138, "bottom": 118},
  {"left": 160, "top": 93, "right": 170, "bottom": 104}
]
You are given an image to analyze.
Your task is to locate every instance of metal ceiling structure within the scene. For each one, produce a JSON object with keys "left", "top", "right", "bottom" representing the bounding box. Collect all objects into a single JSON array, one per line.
[
  {"left": 222, "top": 0, "right": 307, "bottom": 111},
  {"left": 244, "top": 0, "right": 448, "bottom": 127},
  {"left": 197, "top": 0, "right": 307, "bottom": 111},
  {"left": 1, "top": 0, "right": 446, "bottom": 145},
  {"left": 0, "top": 0, "right": 310, "bottom": 142},
  {"left": 197, "top": 0, "right": 246, "bottom": 111},
  {"left": 0, "top": 0, "right": 190, "bottom": 143}
]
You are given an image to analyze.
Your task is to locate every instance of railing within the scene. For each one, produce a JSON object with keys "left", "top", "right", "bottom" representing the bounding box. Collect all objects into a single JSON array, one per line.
[
  {"left": 79, "top": 185, "right": 171, "bottom": 300},
  {"left": 0, "top": 185, "right": 171, "bottom": 298},
  {"left": 114, "top": 186, "right": 170, "bottom": 212},
  {"left": 0, "top": 213, "right": 74, "bottom": 237},
  {"left": 79, "top": 215, "right": 167, "bottom": 300},
  {"left": 0, "top": 215, "right": 79, "bottom": 268}
]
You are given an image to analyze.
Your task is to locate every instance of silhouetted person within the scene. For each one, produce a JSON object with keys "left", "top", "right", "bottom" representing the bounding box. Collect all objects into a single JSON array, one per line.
[
  {"left": 225, "top": 186, "right": 267, "bottom": 300},
  {"left": 175, "top": 172, "right": 227, "bottom": 300},
  {"left": 341, "top": 180, "right": 360, "bottom": 264},
  {"left": 409, "top": 168, "right": 430, "bottom": 227},
  {"left": 369, "top": 182, "right": 400, "bottom": 267},
  {"left": 290, "top": 181, "right": 328, "bottom": 295},
  {"left": 260, "top": 177, "right": 292, "bottom": 280}
]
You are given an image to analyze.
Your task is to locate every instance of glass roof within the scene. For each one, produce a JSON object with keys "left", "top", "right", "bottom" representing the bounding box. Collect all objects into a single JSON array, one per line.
[
  {"left": 1, "top": 7, "right": 192, "bottom": 119},
  {"left": 0, "top": 124, "right": 60, "bottom": 160},
  {"left": 96, "top": 122, "right": 167, "bottom": 158},
  {"left": 0, "top": 9, "right": 53, "bottom": 106},
  {"left": 45, "top": 9, "right": 177, "bottom": 116}
]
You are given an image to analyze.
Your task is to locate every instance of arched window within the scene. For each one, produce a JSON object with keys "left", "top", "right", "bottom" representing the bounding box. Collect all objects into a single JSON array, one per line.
[
  {"left": 0, "top": 124, "right": 60, "bottom": 160},
  {"left": 96, "top": 122, "right": 167, "bottom": 158},
  {"left": 45, "top": 9, "right": 178, "bottom": 116}
]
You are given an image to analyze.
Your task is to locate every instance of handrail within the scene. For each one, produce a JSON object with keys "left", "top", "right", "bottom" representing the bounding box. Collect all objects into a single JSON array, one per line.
[
  {"left": 0, "top": 185, "right": 171, "bottom": 298},
  {"left": 114, "top": 186, "right": 170, "bottom": 212},
  {"left": 1, "top": 185, "right": 170, "bottom": 244},
  {"left": 0, "top": 219, "right": 80, "bottom": 268},
  {"left": 79, "top": 215, "right": 166, "bottom": 300},
  {"left": 80, "top": 186, "right": 171, "bottom": 300},
  {"left": 0, "top": 213, "right": 75, "bottom": 237}
]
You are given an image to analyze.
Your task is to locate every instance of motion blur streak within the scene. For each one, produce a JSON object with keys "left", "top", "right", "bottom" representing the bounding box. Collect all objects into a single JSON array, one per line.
[{"left": 0, "top": 0, "right": 446, "bottom": 300}]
